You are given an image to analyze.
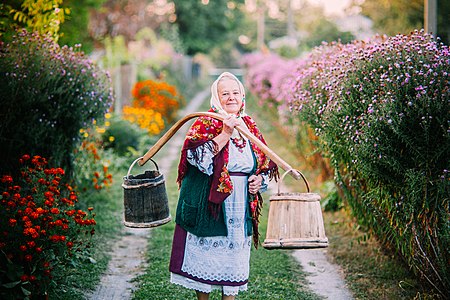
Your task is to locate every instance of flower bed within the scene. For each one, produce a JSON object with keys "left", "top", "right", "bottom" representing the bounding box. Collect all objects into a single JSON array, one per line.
[
  {"left": 122, "top": 79, "right": 184, "bottom": 136},
  {"left": 0, "top": 155, "right": 96, "bottom": 298}
]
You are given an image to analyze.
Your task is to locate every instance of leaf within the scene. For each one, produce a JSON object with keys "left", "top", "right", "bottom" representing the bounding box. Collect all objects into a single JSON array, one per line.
[
  {"left": 87, "top": 257, "right": 97, "bottom": 264},
  {"left": 2, "top": 280, "right": 21, "bottom": 288},
  {"left": 21, "top": 286, "right": 32, "bottom": 296}
]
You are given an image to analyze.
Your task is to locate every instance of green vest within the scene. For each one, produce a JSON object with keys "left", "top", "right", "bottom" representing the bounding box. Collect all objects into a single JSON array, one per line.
[{"left": 175, "top": 165, "right": 253, "bottom": 237}]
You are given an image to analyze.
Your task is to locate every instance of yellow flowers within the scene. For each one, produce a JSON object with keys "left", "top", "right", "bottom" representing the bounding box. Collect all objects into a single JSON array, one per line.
[{"left": 122, "top": 107, "right": 165, "bottom": 135}]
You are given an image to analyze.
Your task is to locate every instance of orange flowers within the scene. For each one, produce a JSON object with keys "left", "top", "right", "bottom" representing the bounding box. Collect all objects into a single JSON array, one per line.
[{"left": 123, "top": 79, "right": 184, "bottom": 135}]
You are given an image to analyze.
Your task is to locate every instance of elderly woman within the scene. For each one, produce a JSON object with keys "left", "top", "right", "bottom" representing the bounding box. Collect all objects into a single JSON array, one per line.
[{"left": 169, "top": 72, "right": 278, "bottom": 300}]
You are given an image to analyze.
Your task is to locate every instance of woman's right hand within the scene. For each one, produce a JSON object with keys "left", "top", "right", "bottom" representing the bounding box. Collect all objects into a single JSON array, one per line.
[
  {"left": 222, "top": 115, "right": 239, "bottom": 136},
  {"left": 213, "top": 115, "right": 240, "bottom": 151}
]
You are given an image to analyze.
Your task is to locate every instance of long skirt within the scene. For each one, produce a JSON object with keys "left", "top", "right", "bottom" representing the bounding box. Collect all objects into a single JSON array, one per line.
[{"left": 169, "top": 175, "right": 252, "bottom": 296}]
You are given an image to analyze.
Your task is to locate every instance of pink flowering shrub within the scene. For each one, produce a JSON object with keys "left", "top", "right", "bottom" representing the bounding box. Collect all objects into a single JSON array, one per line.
[
  {"left": 290, "top": 30, "right": 449, "bottom": 295},
  {"left": 240, "top": 52, "right": 299, "bottom": 110},
  {"left": 240, "top": 52, "right": 334, "bottom": 183}
]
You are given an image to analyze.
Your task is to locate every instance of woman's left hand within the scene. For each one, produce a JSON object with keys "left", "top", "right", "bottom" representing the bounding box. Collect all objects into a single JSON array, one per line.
[{"left": 248, "top": 175, "right": 262, "bottom": 194}]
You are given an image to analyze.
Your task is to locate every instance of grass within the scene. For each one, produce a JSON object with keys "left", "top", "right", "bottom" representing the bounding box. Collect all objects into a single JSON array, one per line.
[
  {"left": 324, "top": 209, "right": 426, "bottom": 300},
  {"left": 49, "top": 169, "right": 126, "bottom": 299}
]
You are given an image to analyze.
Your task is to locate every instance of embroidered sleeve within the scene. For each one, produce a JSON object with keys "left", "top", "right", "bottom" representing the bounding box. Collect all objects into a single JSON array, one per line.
[{"left": 186, "top": 141, "right": 217, "bottom": 176}]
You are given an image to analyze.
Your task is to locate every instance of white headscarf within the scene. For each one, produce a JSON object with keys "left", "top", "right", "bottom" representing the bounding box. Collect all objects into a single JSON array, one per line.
[
  {"left": 210, "top": 72, "right": 250, "bottom": 138},
  {"left": 210, "top": 72, "right": 247, "bottom": 117}
]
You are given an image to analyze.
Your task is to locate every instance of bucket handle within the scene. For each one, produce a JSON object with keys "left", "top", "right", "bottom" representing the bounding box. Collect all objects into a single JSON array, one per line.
[
  {"left": 126, "top": 157, "right": 159, "bottom": 179},
  {"left": 278, "top": 169, "right": 310, "bottom": 195}
]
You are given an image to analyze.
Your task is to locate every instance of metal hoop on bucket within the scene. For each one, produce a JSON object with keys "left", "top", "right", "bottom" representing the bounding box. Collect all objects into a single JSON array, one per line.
[
  {"left": 126, "top": 157, "right": 159, "bottom": 179},
  {"left": 278, "top": 169, "right": 310, "bottom": 195}
]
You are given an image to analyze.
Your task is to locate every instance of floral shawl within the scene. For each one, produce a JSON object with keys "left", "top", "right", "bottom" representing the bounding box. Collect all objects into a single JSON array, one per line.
[{"left": 176, "top": 108, "right": 278, "bottom": 201}]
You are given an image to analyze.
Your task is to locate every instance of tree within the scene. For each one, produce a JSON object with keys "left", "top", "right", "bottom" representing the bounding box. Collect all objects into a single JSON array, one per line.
[
  {"left": 351, "top": 0, "right": 449, "bottom": 45},
  {"left": 171, "top": 0, "right": 244, "bottom": 55},
  {"left": 58, "top": 0, "right": 106, "bottom": 52},
  {"left": 0, "top": 0, "right": 69, "bottom": 41},
  {"left": 303, "top": 18, "right": 354, "bottom": 48},
  {"left": 89, "top": 0, "right": 175, "bottom": 45}
]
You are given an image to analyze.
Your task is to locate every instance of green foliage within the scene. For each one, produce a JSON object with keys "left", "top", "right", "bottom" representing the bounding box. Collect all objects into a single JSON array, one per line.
[
  {"left": 58, "top": 0, "right": 106, "bottom": 52},
  {"left": 303, "top": 18, "right": 354, "bottom": 49},
  {"left": 355, "top": 0, "right": 423, "bottom": 36},
  {"left": 321, "top": 182, "right": 343, "bottom": 212},
  {"left": 0, "top": 29, "right": 113, "bottom": 179},
  {"left": 354, "top": 0, "right": 450, "bottom": 45},
  {"left": 1, "top": 0, "right": 69, "bottom": 41},
  {"left": 172, "top": 0, "right": 244, "bottom": 55},
  {"left": 49, "top": 169, "right": 125, "bottom": 299},
  {"left": 102, "top": 114, "right": 144, "bottom": 156},
  {"left": 159, "top": 22, "right": 185, "bottom": 54},
  {"left": 73, "top": 126, "right": 114, "bottom": 193},
  {"left": 291, "top": 30, "right": 449, "bottom": 296}
]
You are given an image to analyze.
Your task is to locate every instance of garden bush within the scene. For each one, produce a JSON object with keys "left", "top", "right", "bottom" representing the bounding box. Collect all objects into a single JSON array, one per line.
[
  {"left": 240, "top": 52, "right": 297, "bottom": 110},
  {"left": 0, "top": 155, "right": 96, "bottom": 299},
  {"left": 102, "top": 113, "right": 145, "bottom": 156},
  {"left": 0, "top": 29, "right": 113, "bottom": 179},
  {"left": 290, "top": 30, "right": 449, "bottom": 296},
  {"left": 240, "top": 52, "right": 334, "bottom": 183},
  {"left": 74, "top": 126, "right": 113, "bottom": 193},
  {"left": 124, "top": 79, "right": 184, "bottom": 130}
]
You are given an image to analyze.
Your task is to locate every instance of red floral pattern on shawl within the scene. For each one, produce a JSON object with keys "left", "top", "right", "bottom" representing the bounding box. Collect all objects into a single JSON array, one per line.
[{"left": 177, "top": 110, "right": 278, "bottom": 215}]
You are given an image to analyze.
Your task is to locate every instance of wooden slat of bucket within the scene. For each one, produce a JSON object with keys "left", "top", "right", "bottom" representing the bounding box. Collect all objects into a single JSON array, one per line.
[{"left": 263, "top": 192, "right": 329, "bottom": 249}]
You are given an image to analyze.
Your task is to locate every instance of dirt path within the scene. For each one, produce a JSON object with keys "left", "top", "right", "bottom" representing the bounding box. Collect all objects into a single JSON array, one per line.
[{"left": 88, "top": 89, "right": 209, "bottom": 300}]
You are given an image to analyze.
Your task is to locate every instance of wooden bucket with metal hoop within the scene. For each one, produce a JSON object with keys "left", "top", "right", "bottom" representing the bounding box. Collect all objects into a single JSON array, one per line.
[
  {"left": 263, "top": 169, "right": 329, "bottom": 249},
  {"left": 122, "top": 158, "right": 171, "bottom": 228}
]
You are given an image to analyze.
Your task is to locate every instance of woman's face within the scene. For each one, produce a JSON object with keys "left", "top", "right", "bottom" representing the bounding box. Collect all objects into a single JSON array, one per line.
[{"left": 217, "top": 78, "right": 243, "bottom": 115}]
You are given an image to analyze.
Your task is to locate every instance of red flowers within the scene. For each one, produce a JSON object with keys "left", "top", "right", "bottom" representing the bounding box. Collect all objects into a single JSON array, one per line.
[
  {"left": 50, "top": 208, "right": 60, "bottom": 214},
  {"left": 1, "top": 175, "right": 13, "bottom": 184},
  {"left": 0, "top": 154, "right": 96, "bottom": 296},
  {"left": 8, "top": 218, "right": 17, "bottom": 227}
]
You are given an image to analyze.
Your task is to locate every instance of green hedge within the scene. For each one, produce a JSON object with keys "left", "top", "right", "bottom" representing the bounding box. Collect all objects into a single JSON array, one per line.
[
  {"left": 290, "top": 30, "right": 449, "bottom": 296},
  {"left": 0, "top": 29, "right": 113, "bottom": 178}
]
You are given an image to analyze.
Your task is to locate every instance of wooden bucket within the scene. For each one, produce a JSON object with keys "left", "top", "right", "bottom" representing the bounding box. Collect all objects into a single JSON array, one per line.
[
  {"left": 263, "top": 170, "right": 328, "bottom": 249},
  {"left": 122, "top": 157, "right": 171, "bottom": 228}
]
